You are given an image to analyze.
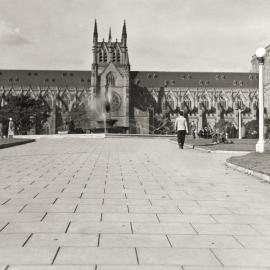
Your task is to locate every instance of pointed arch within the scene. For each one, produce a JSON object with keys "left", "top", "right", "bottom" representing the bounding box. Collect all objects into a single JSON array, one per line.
[
  {"left": 99, "top": 49, "right": 103, "bottom": 63},
  {"left": 200, "top": 94, "right": 210, "bottom": 110},
  {"left": 116, "top": 49, "right": 121, "bottom": 63},
  {"left": 106, "top": 72, "right": 115, "bottom": 87},
  {"left": 112, "top": 50, "right": 116, "bottom": 62},
  {"left": 99, "top": 43, "right": 109, "bottom": 63},
  {"left": 182, "top": 90, "right": 194, "bottom": 110},
  {"left": 103, "top": 50, "right": 108, "bottom": 62},
  {"left": 166, "top": 92, "right": 175, "bottom": 111}
]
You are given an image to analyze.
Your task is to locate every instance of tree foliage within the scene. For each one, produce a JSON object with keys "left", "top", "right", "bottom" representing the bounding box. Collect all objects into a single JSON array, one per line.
[{"left": 0, "top": 95, "right": 50, "bottom": 135}]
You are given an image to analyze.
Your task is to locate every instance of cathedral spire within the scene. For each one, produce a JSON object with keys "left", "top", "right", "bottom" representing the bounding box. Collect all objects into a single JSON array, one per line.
[
  {"left": 108, "top": 27, "right": 112, "bottom": 41},
  {"left": 93, "top": 19, "right": 98, "bottom": 42},
  {"left": 121, "top": 20, "right": 127, "bottom": 40}
]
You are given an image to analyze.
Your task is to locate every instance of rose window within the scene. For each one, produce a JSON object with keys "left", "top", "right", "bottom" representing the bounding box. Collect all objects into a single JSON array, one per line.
[{"left": 110, "top": 91, "right": 122, "bottom": 112}]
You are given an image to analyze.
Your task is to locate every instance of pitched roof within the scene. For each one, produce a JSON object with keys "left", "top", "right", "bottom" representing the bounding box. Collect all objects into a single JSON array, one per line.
[
  {"left": 0, "top": 70, "right": 92, "bottom": 87},
  {"left": 0, "top": 70, "right": 259, "bottom": 89},
  {"left": 130, "top": 71, "right": 258, "bottom": 88}
]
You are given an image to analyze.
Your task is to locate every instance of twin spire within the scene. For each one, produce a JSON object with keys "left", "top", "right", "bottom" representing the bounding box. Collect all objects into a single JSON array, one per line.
[
  {"left": 108, "top": 27, "right": 112, "bottom": 41},
  {"left": 93, "top": 19, "right": 127, "bottom": 42}
]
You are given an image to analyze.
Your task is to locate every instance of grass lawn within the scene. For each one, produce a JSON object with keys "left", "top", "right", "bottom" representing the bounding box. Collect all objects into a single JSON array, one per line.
[
  {"left": 175, "top": 136, "right": 270, "bottom": 177},
  {"left": 227, "top": 151, "right": 270, "bottom": 177},
  {"left": 0, "top": 138, "right": 35, "bottom": 149},
  {"left": 174, "top": 136, "right": 270, "bottom": 152}
]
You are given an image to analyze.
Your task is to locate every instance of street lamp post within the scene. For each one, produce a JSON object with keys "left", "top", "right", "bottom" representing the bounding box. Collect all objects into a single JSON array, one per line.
[
  {"left": 104, "top": 85, "right": 111, "bottom": 135},
  {"left": 103, "top": 111, "right": 107, "bottom": 134},
  {"left": 255, "top": 47, "right": 266, "bottom": 153},
  {"left": 238, "top": 108, "right": 242, "bottom": 139},
  {"left": 237, "top": 103, "right": 246, "bottom": 140}
]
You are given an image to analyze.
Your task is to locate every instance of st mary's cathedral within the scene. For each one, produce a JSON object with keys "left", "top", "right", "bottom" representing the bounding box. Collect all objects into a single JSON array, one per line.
[{"left": 0, "top": 20, "right": 265, "bottom": 135}]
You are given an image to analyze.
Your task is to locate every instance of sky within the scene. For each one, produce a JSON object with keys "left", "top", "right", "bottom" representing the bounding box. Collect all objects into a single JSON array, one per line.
[{"left": 0, "top": 0, "right": 270, "bottom": 72}]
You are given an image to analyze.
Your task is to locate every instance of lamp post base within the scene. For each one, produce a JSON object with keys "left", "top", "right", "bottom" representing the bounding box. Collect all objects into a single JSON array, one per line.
[{"left": 256, "top": 140, "right": 265, "bottom": 153}]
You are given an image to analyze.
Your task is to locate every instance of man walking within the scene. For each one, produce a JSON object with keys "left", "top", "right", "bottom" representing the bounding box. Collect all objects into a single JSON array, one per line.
[{"left": 175, "top": 111, "right": 188, "bottom": 149}]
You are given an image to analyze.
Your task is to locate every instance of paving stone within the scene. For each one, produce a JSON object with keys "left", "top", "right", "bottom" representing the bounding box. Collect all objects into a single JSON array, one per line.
[
  {"left": 137, "top": 248, "right": 220, "bottom": 265},
  {"left": 5, "top": 198, "right": 56, "bottom": 205},
  {"left": 55, "top": 199, "right": 103, "bottom": 206},
  {"left": 212, "top": 248, "right": 270, "bottom": 267},
  {"left": 157, "top": 214, "right": 216, "bottom": 223},
  {"left": 103, "top": 199, "right": 150, "bottom": 206},
  {"left": 197, "top": 200, "right": 260, "bottom": 209},
  {"left": 152, "top": 200, "right": 199, "bottom": 207},
  {"left": 44, "top": 213, "right": 101, "bottom": 222},
  {"left": 82, "top": 193, "right": 126, "bottom": 199},
  {"left": 0, "top": 233, "right": 29, "bottom": 247},
  {"left": 127, "top": 194, "right": 170, "bottom": 200},
  {"left": 0, "top": 213, "right": 44, "bottom": 222},
  {"left": 128, "top": 205, "right": 180, "bottom": 214},
  {"left": 0, "top": 247, "right": 57, "bottom": 264},
  {"left": 212, "top": 214, "right": 270, "bottom": 224},
  {"left": 231, "top": 208, "right": 270, "bottom": 215},
  {"left": 99, "top": 234, "right": 171, "bottom": 247},
  {"left": 76, "top": 205, "right": 128, "bottom": 213},
  {"left": 97, "top": 266, "right": 181, "bottom": 270},
  {"left": 68, "top": 222, "right": 131, "bottom": 234},
  {"left": 0, "top": 205, "right": 24, "bottom": 213},
  {"left": 3, "top": 222, "right": 68, "bottom": 233},
  {"left": 0, "top": 222, "right": 8, "bottom": 230},
  {"left": 235, "top": 235, "right": 270, "bottom": 248},
  {"left": 9, "top": 266, "right": 95, "bottom": 270},
  {"left": 192, "top": 223, "right": 259, "bottom": 235},
  {"left": 251, "top": 225, "right": 270, "bottom": 235},
  {"left": 55, "top": 247, "right": 137, "bottom": 264},
  {"left": 184, "top": 267, "right": 268, "bottom": 270},
  {"left": 132, "top": 223, "right": 196, "bottom": 234},
  {"left": 36, "top": 193, "right": 79, "bottom": 199},
  {"left": 102, "top": 213, "right": 158, "bottom": 222},
  {"left": 23, "top": 204, "right": 76, "bottom": 213},
  {"left": 179, "top": 206, "right": 233, "bottom": 214},
  {"left": 167, "top": 234, "right": 242, "bottom": 248},
  {"left": 27, "top": 233, "right": 98, "bottom": 247}
]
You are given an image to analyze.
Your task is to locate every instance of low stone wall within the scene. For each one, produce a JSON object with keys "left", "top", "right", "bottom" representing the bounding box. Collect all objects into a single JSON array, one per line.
[{"left": 14, "top": 134, "right": 105, "bottom": 139}]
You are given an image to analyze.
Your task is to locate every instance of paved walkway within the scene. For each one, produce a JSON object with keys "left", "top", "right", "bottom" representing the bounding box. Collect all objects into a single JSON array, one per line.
[{"left": 1, "top": 137, "right": 270, "bottom": 269}]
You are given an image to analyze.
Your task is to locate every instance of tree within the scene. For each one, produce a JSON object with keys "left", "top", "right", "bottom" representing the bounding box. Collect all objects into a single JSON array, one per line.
[{"left": 0, "top": 95, "right": 50, "bottom": 135}]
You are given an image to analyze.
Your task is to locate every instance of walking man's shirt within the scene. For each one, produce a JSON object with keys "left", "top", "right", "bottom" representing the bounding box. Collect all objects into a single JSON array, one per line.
[{"left": 175, "top": 113, "right": 189, "bottom": 149}]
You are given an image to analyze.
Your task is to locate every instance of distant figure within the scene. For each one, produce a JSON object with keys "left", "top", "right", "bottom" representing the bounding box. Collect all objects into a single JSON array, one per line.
[
  {"left": 174, "top": 111, "right": 189, "bottom": 149},
  {"left": 266, "top": 125, "right": 270, "bottom": 139},
  {"left": 8, "top": 118, "right": 14, "bottom": 139},
  {"left": 231, "top": 124, "right": 237, "bottom": 138},
  {"left": 264, "top": 125, "right": 270, "bottom": 139},
  {"left": 0, "top": 122, "right": 3, "bottom": 138},
  {"left": 198, "top": 129, "right": 204, "bottom": 138},
  {"left": 190, "top": 121, "right": 197, "bottom": 139},
  {"left": 43, "top": 121, "right": 50, "bottom": 135}
]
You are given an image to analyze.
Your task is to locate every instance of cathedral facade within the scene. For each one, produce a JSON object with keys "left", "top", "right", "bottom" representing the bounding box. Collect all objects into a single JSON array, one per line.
[{"left": 0, "top": 21, "right": 261, "bottom": 135}]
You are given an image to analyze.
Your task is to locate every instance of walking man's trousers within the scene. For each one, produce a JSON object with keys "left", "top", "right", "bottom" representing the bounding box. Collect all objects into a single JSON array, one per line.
[{"left": 177, "top": 130, "right": 186, "bottom": 149}]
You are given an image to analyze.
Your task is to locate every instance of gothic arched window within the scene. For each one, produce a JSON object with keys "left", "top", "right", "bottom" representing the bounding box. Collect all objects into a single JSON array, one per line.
[
  {"left": 235, "top": 99, "right": 244, "bottom": 109},
  {"left": 161, "top": 97, "right": 166, "bottom": 112},
  {"left": 184, "top": 97, "right": 192, "bottom": 109},
  {"left": 220, "top": 98, "right": 227, "bottom": 109},
  {"left": 201, "top": 96, "right": 210, "bottom": 109},
  {"left": 99, "top": 51, "right": 103, "bottom": 63},
  {"left": 166, "top": 94, "right": 174, "bottom": 110},
  {"left": 117, "top": 50, "right": 121, "bottom": 63},
  {"left": 106, "top": 72, "right": 115, "bottom": 86},
  {"left": 104, "top": 51, "right": 107, "bottom": 62},
  {"left": 112, "top": 50, "right": 116, "bottom": 62}
]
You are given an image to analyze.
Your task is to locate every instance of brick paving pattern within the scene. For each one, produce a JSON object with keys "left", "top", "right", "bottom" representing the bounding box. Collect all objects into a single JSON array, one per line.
[{"left": 0, "top": 137, "right": 270, "bottom": 269}]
